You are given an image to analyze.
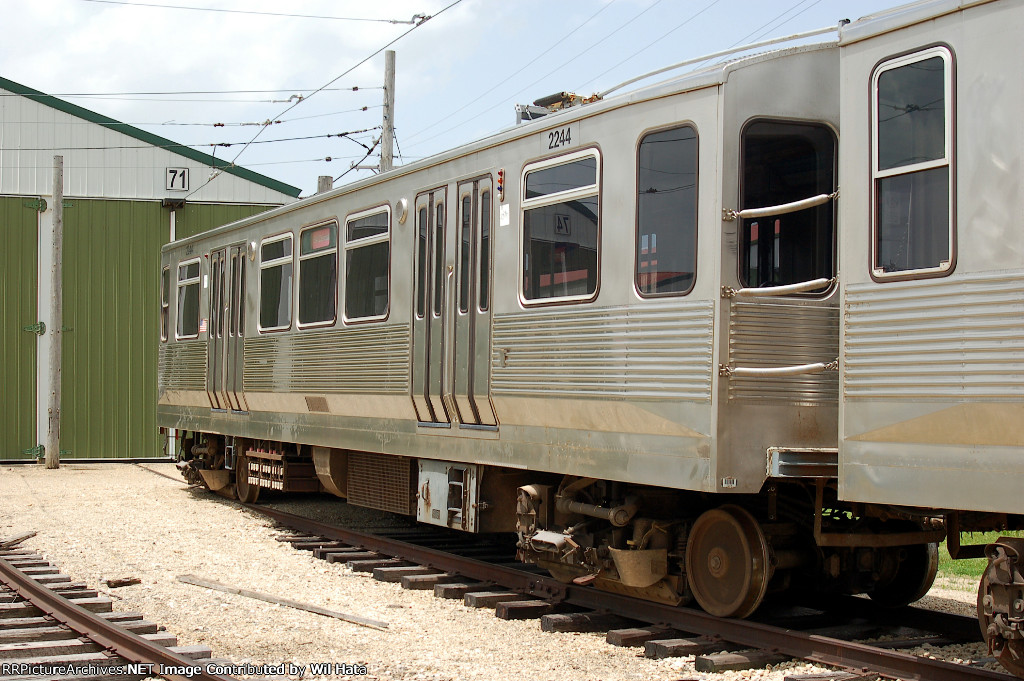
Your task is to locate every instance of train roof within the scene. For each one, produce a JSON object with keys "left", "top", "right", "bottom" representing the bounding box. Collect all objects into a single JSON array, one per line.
[
  {"left": 164, "top": 40, "right": 837, "bottom": 253},
  {"left": 839, "top": 0, "right": 999, "bottom": 44}
]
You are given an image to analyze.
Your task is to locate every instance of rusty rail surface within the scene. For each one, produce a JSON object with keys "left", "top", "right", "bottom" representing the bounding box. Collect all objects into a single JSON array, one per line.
[
  {"left": 252, "top": 505, "right": 1014, "bottom": 681},
  {"left": 0, "top": 555, "right": 237, "bottom": 681}
]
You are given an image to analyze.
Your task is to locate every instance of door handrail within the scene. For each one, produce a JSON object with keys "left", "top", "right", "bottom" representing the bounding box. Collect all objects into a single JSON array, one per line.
[
  {"left": 721, "top": 277, "right": 834, "bottom": 298},
  {"left": 723, "top": 189, "right": 838, "bottom": 222},
  {"left": 719, "top": 359, "right": 838, "bottom": 378}
]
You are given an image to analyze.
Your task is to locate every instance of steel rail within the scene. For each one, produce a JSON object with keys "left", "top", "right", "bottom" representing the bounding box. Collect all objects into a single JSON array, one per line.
[
  {"left": 0, "top": 555, "right": 238, "bottom": 681},
  {"left": 252, "top": 505, "right": 1014, "bottom": 681}
]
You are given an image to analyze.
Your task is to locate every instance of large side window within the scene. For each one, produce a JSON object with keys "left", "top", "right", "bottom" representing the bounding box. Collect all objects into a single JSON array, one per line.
[
  {"left": 522, "top": 150, "right": 600, "bottom": 302},
  {"left": 345, "top": 208, "right": 390, "bottom": 321},
  {"left": 160, "top": 266, "right": 170, "bottom": 342},
  {"left": 298, "top": 222, "right": 338, "bottom": 327},
  {"left": 740, "top": 120, "right": 836, "bottom": 289},
  {"left": 636, "top": 125, "right": 698, "bottom": 295},
  {"left": 872, "top": 46, "right": 953, "bottom": 277},
  {"left": 259, "top": 234, "right": 293, "bottom": 331},
  {"left": 175, "top": 258, "right": 201, "bottom": 339}
]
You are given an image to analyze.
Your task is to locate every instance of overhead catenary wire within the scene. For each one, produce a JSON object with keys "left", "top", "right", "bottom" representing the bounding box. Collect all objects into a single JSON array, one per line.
[
  {"left": 402, "top": 0, "right": 618, "bottom": 145},
  {"left": 80, "top": 0, "right": 427, "bottom": 24},
  {"left": 573, "top": 0, "right": 723, "bottom": 92},
  {"left": 183, "top": 0, "right": 461, "bottom": 200},
  {"left": 406, "top": 0, "right": 673, "bottom": 151},
  {"left": 120, "top": 105, "right": 382, "bottom": 128},
  {"left": 0, "top": 86, "right": 376, "bottom": 98},
  {"left": 9, "top": 127, "right": 381, "bottom": 153}
]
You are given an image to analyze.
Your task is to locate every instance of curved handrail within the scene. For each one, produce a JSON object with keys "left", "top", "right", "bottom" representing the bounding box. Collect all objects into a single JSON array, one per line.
[
  {"left": 722, "top": 277, "right": 835, "bottom": 299},
  {"left": 724, "top": 190, "right": 838, "bottom": 222},
  {"left": 719, "top": 359, "right": 838, "bottom": 378}
]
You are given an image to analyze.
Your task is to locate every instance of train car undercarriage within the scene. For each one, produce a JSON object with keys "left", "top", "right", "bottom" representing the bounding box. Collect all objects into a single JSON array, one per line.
[{"left": 175, "top": 432, "right": 1023, "bottom": 674}]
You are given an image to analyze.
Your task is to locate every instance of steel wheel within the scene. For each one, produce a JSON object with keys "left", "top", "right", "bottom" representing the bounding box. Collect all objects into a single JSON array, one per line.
[
  {"left": 685, "top": 505, "right": 771, "bottom": 618},
  {"left": 868, "top": 541, "right": 938, "bottom": 607},
  {"left": 235, "top": 451, "right": 260, "bottom": 504},
  {"left": 978, "top": 568, "right": 1024, "bottom": 678}
]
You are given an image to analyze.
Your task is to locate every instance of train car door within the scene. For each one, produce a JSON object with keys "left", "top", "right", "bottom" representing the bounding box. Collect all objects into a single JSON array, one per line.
[
  {"left": 412, "top": 188, "right": 449, "bottom": 424},
  {"left": 207, "top": 248, "right": 226, "bottom": 409},
  {"left": 206, "top": 244, "right": 247, "bottom": 411},
  {"left": 226, "top": 244, "right": 247, "bottom": 411},
  {"left": 453, "top": 178, "right": 497, "bottom": 426}
]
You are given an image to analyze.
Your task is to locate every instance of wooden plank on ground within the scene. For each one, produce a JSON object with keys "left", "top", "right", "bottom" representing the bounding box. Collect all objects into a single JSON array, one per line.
[
  {"left": 176, "top": 574, "right": 388, "bottom": 631},
  {"left": 0, "top": 533, "right": 37, "bottom": 549}
]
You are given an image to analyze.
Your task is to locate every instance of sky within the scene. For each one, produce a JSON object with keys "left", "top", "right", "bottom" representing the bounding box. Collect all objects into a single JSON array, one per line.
[{"left": 1, "top": 0, "right": 917, "bottom": 197}]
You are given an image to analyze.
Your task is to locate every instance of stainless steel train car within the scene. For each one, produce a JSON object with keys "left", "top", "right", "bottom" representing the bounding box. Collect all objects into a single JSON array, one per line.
[
  {"left": 158, "top": 0, "right": 1023, "bottom": 673},
  {"left": 836, "top": 0, "right": 1024, "bottom": 674}
]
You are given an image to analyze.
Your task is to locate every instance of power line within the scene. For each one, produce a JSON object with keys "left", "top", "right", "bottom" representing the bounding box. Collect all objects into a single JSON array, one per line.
[
  {"left": 0, "top": 86, "right": 376, "bottom": 98},
  {"left": 8, "top": 127, "right": 381, "bottom": 152},
  {"left": 115, "top": 105, "right": 381, "bottom": 127},
  {"left": 79, "top": 0, "right": 427, "bottom": 24},
  {"left": 402, "top": 0, "right": 618, "bottom": 145},
  {"left": 574, "top": 0, "right": 723, "bottom": 92},
  {"left": 406, "top": 0, "right": 668, "bottom": 152},
  {"left": 186, "top": 0, "right": 462, "bottom": 199}
]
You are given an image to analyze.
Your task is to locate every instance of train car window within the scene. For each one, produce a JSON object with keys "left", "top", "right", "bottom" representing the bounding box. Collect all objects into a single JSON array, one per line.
[
  {"left": 479, "top": 190, "right": 491, "bottom": 311},
  {"left": 175, "top": 259, "right": 201, "bottom": 339},
  {"left": 636, "top": 125, "right": 698, "bottom": 296},
  {"left": 417, "top": 207, "right": 428, "bottom": 319},
  {"left": 344, "top": 208, "right": 390, "bottom": 321},
  {"left": 433, "top": 202, "right": 444, "bottom": 316},
  {"left": 215, "top": 257, "right": 225, "bottom": 338},
  {"left": 298, "top": 223, "right": 338, "bottom": 327},
  {"left": 258, "top": 234, "right": 293, "bottom": 332},
  {"left": 521, "top": 149, "right": 600, "bottom": 303},
  {"left": 872, "top": 47, "right": 953, "bottom": 278},
  {"left": 740, "top": 120, "right": 835, "bottom": 290},
  {"left": 234, "top": 254, "right": 245, "bottom": 335},
  {"left": 160, "top": 266, "right": 170, "bottom": 342},
  {"left": 525, "top": 157, "right": 597, "bottom": 198},
  {"left": 459, "top": 195, "right": 472, "bottom": 314}
]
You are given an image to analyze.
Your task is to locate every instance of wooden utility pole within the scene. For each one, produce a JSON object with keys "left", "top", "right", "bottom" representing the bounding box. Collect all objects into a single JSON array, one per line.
[
  {"left": 45, "top": 155, "right": 63, "bottom": 469},
  {"left": 380, "top": 50, "right": 396, "bottom": 173}
]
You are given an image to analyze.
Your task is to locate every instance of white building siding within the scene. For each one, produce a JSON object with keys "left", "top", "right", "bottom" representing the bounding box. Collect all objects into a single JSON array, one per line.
[{"left": 0, "top": 83, "right": 299, "bottom": 204}]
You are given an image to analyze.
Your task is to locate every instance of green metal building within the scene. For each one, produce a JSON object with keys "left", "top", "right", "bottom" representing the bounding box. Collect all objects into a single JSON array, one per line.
[{"left": 0, "top": 76, "right": 301, "bottom": 461}]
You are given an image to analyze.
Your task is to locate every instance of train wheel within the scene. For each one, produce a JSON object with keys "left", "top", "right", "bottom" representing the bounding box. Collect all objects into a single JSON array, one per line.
[
  {"left": 235, "top": 451, "right": 260, "bottom": 504},
  {"left": 978, "top": 564, "right": 1024, "bottom": 677},
  {"left": 868, "top": 541, "right": 938, "bottom": 607},
  {"left": 685, "top": 505, "right": 771, "bottom": 618}
]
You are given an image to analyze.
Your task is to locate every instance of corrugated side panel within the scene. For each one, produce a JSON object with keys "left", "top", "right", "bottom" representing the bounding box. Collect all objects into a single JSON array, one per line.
[
  {"left": 491, "top": 300, "right": 714, "bottom": 399},
  {"left": 845, "top": 271, "right": 1024, "bottom": 399},
  {"left": 158, "top": 340, "right": 207, "bottom": 391},
  {"left": 347, "top": 451, "right": 414, "bottom": 515},
  {"left": 61, "top": 200, "right": 166, "bottom": 459},
  {"left": 0, "top": 198, "right": 38, "bottom": 459},
  {"left": 173, "top": 203, "right": 273, "bottom": 241},
  {"left": 728, "top": 301, "right": 839, "bottom": 404},
  {"left": 244, "top": 324, "right": 411, "bottom": 393}
]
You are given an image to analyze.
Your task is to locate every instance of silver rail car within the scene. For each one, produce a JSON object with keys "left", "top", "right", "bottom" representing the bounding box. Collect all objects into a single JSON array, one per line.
[
  {"left": 159, "top": 0, "right": 1023, "bottom": 671},
  {"left": 837, "top": 0, "right": 1024, "bottom": 675}
]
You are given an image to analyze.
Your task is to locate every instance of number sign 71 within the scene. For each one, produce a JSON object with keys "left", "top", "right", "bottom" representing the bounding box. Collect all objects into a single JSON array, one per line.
[{"left": 166, "top": 167, "right": 189, "bottom": 191}]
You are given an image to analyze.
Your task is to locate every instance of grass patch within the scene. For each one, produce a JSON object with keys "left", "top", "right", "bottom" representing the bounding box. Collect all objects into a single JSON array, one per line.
[{"left": 938, "top": 531, "right": 1023, "bottom": 580}]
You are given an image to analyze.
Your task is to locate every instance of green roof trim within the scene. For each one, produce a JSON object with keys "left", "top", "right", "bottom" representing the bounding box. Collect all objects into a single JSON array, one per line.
[{"left": 0, "top": 75, "right": 301, "bottom": 198}]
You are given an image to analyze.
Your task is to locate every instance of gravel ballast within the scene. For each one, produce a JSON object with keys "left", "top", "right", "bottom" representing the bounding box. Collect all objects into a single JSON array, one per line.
[{"left": 0, "top": 463, "right": 996, "bottom": 680}]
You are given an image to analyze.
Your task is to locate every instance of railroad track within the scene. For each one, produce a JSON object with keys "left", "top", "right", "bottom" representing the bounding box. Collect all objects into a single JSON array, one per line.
[
  {"left": 0, "top": 547, "right": 235, "bottom": 681},
  {"left": 253, "top": 504, "right": 1014, "bottom": 681}
]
